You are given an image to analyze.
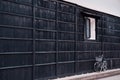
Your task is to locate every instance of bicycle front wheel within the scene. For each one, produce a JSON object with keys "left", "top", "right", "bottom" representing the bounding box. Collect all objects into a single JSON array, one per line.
[{"left": 94, "top": 62, "right": 101, "bottom": 72}]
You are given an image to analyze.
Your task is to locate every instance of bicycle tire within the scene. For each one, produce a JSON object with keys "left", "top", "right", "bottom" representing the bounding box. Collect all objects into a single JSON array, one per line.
[
  {"left": 102, "top": 61, "right": 107, "bottom": 71},
  {"left": 94, "top": 62, "right": 101, "bottom": 72}
]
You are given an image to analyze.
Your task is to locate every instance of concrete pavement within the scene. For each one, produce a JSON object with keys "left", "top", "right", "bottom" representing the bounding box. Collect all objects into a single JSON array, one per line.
[
  {"left": 98, "top": 75, "right": 120, "bottom": 80},
  {"left": 54, "top": 69, "right": 120, "bottom": 80}
]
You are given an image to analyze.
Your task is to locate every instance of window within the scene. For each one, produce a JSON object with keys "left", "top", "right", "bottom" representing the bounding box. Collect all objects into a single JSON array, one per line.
[{"left": 85, "top": 17, "right": 96, "bottom": 40}]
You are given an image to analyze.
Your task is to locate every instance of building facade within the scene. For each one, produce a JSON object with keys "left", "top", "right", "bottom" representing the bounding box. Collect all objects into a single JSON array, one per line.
[{"left": 0, "top": 0, "right": 120, "bottom": 80}]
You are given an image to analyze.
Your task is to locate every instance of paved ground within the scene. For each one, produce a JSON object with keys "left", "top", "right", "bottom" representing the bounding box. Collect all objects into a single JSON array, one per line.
[
  {"left": 98, "top": 75, "right": 120, "bottom": 80},
  {"left": 54, "top": 69, "right": 120, "bottom": 80}
]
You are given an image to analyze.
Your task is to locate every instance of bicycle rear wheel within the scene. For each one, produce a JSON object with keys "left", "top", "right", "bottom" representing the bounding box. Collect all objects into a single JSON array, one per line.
[{"left": 103, "top": 61, "right": 107, "bottom": 71}]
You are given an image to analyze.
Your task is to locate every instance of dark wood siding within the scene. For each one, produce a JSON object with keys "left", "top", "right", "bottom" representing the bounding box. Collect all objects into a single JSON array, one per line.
[{"left": 0, "top": 0, "right": 120, "bottom": 80}]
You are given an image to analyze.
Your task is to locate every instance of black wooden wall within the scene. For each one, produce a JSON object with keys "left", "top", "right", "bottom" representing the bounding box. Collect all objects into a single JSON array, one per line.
[{"left": 0, "top": 0, "right": 120, "bottom": 80}]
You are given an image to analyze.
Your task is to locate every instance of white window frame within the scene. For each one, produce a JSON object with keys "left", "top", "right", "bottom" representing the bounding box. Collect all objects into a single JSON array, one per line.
[{"left": 85, "top": 17, "right": 96, "bottom": 40}]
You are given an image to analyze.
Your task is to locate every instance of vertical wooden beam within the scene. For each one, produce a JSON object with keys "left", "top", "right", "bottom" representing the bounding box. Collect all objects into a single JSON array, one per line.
[{"left": 32, "top": 0, "right": 35, "bottom": 80}]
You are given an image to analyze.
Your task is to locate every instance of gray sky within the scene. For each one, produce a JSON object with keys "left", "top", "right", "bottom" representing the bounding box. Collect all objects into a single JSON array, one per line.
[{"left": 64, "top": 0, "right": 120, "bottom": 17}]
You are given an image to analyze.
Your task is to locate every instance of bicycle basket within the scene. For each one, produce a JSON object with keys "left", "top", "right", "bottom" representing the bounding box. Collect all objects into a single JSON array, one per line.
[{"left": 95, "top": 56, "right": 103, "bottom": 62}]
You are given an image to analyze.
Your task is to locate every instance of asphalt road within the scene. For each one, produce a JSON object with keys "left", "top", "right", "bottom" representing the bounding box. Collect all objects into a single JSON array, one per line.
[{"left": 98, "top": 75, "right": 120, "bottom": 80}]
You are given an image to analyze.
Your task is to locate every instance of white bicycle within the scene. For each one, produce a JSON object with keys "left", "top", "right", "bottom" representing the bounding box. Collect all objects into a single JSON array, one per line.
[{"left": 94, "top": 54, "right": 107, "bottom": 72}]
